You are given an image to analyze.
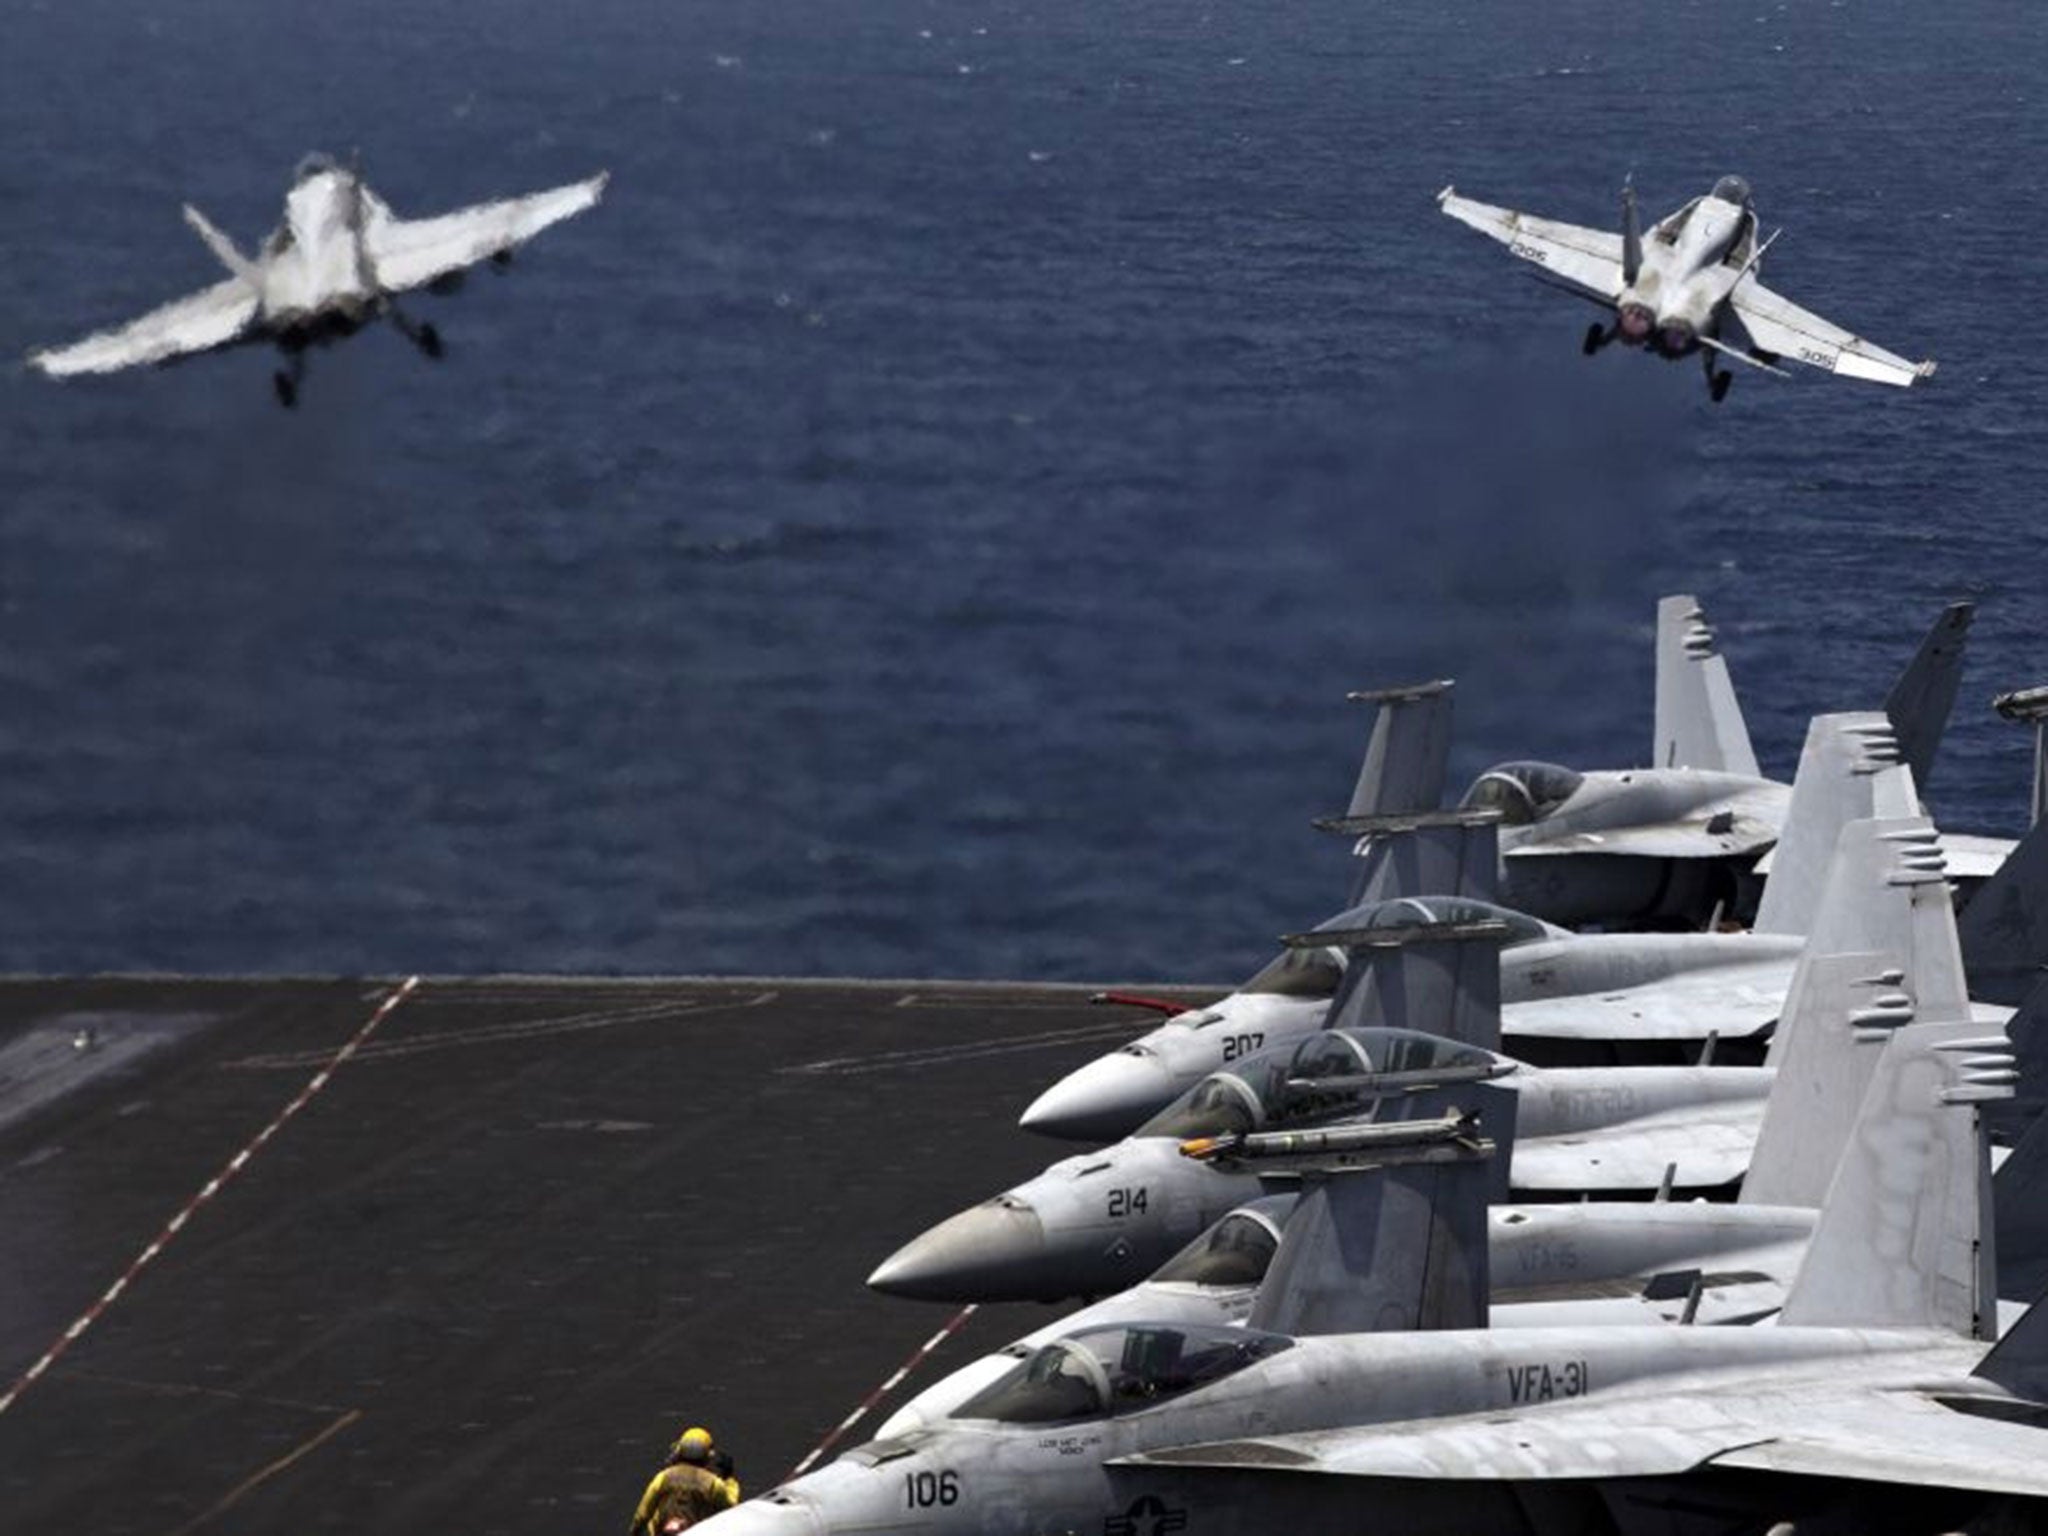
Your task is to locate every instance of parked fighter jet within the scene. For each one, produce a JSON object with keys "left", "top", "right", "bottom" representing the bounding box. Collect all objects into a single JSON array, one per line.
[
  {"left": 706, "top": 1015, "right": 2048, "bottom": 1536},
  {"left": 1023, "top": 709, "right": 1928, "bottom": 1143},
  {"left": 27, "top": 154, "right": 608, "bottom": 406},
  {"left": 881, "top": 954, "right": 2048, "bottom": 1438},
  {"left": 1481, "top": 599, "right": 1989, "bottom": 928},
  {"left": 1438, "top": 176, "right": 1937, "bottom": 399},
  {"left": 884, "top": 814, "right": 1991, "bottom": 1303}
]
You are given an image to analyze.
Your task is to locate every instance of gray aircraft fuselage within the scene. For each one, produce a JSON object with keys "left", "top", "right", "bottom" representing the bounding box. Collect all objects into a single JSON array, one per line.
[
  {"left": 1025, "top": 917, "right": 1800, "bottom": 1142},
  {"left": 696, "top": 1328, "right": 1989, "bottom": 1536},
  {"left": 878, "top": 1032, "right": 1774, "bottom": 1304}
]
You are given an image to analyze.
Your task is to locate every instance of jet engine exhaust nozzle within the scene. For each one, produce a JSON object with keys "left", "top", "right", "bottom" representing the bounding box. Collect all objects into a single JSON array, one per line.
[
  {"left": 1657, "top": 318, "right": 1698, "bottom": 355},
  {"left": 1617, "top": 303, "right": 1655, "bottom": 341}
]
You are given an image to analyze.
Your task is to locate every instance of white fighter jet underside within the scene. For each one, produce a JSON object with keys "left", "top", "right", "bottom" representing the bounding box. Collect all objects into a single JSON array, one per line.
[
  {"left": 28, "top": 154, "right": 607, "bottom": 406},
  {"left": 1438, "top": 175, "right": 1936, "bottom": 400}
]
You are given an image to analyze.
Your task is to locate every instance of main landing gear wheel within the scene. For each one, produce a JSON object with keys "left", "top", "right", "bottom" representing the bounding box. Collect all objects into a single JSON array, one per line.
[
  {"left": 419, "top": 322, "right": 443, "bottom": 360},
  {"left": 1582, "top": 322, "right": 1608, "bottom": 357},
  {"left": 273, "top": 370, "right": 298, "bottom": 409},
  {"left": 1709, "top": 370, "right": 1733, "bottom": 403}
]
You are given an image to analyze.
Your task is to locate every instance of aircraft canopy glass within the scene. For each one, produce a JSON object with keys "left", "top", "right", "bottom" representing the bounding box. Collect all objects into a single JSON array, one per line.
[
  {"left": 293, "top": 152, "right": 342, "bottom": 185},
  {"left": 1238, "top": 943, "right": 1345, "bottom": 999},
  {"left": 1710, "top": 174, "right": 1755, "bottom": 207},
  {"left": 955, "top": 1324, "right": 1293, "bottom": 1423},
  {"left": 1138, "top": 1029, "right": 1505, "bottom": 1139},
  {"left": 1151, "top": 1206, "right": 1286, "bottom": 1287},
  {"left": 1314, "top": 896, "right": 1557, "bottom": 948},
  {"left": 1459, "top": 761, "right": 1586, "bottom": 825}
]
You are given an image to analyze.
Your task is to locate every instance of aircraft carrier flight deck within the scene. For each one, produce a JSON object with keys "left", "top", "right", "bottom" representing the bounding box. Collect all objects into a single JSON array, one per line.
[{"left": 0, "top": 975, "right": 1213, "bottom": 1536}]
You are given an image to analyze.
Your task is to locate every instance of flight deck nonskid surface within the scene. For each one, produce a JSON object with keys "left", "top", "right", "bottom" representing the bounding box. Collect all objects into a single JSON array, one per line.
[{"left": 0, "top": 976, "right": 1210, "bottom": 1536}]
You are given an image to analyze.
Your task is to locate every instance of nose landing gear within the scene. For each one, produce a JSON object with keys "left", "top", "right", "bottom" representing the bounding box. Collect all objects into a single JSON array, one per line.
[
  {"left": 1702, "top": 350, "right": 1733, "bottom": 403},
  {"left": 272, "top": 349, "right": 306, "bottom": 409}
]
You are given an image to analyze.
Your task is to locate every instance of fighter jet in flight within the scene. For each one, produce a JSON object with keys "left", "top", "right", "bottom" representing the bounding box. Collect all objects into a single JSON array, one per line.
[
  {"left": 1438, "top": 176, "right": 1937, "bottom": 399},
  {"left": 27, "top": 154, "right": 607, "bottom": 406}
]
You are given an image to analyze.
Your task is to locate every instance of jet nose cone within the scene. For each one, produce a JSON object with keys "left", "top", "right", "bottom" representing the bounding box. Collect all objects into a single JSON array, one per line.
[
  {"left": 867, "top": 1199, "right": 1048, "bottom": 1302},
  {"left": 1021, "top": 1051, "right": 1174, "bottom": 1141}
]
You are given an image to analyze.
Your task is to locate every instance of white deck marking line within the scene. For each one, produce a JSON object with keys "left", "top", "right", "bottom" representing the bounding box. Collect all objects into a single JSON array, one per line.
[
  {"left": 224, "top": 990, "right": 776, "bottom": 1070},
  {"left": 782, "top": 1019, "right": 1141, "bottom": 1076},
  {"left": 786, "top": 1305, "right": 978, "bottom": 1481},
  {"left": 0, "top": 977, "right": 422, "bottom": 1419}
]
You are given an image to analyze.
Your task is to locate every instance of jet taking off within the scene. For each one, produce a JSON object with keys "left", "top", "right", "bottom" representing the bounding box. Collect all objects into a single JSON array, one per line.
[
  {"left": 27, "top": 155, "right": 607, "bottom": 406},
  {"left": 1438, "top": 176, "right": 1936, "bottom": 399}
]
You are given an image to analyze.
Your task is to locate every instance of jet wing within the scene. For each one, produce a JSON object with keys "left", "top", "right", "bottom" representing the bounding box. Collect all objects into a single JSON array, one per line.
[
  {"left": 364, "top": 172, "right": 608, "bottom": 295},
  {"left": 1504, "top": 960, "right": 1790, "bottom": 1043},
  {"left": 1514, "top": 1109, "right": 1760, "bottom": 1192},
  {"left": 28, "top": 277, "right": 259, "bottom": 377},
  {"left": 1437, "top": 187, "right": 1626, "bottom": 302},
  {"left": 1509, "top": 816, "right": 1779, "bottom": 860},
  {"left": 1120, "top": 1387, "right": 2048, "bottom": 1499},
  {"left": 1726, "top": 275, "right": 1936, "bottom": 387}
]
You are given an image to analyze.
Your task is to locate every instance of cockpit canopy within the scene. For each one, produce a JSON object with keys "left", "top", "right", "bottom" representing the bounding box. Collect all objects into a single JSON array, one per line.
[
  {"left": 1238, "top": 897, "right": 1554, "bottom": 997},
  {"left": 1314, "top": 895, "right": 1559, "bottom": 948},
  {"left": 954, "top": 1323, "right": 1293, "bottom": 1423},
  {"left": 1238, "top": 943, "right": 1345, "bottom": 1000},
  {"left": 1137, "top": 1027, "right": 1507, "bottom": 1140},
  {"left": 1151, "top": 1197, "right": 1293, "bottom": 1287},
  {"left": 292, "top": 151, "right": 343, "bottom": 185},
  {"left": 1710, "top": 174, "right": 1755, "bottom": 208},
  {"left": 1460, "top": 761, "right": 1586, "bottom": 825}
]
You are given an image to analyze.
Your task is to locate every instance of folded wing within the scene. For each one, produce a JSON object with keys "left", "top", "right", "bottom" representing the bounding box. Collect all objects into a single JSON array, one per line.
[
  {"left": 1123, "top": 1388, "right": 2048, "bottom": 1499},
  {"left": 1506, "top": 958, "right": 1790, "bottom": 1043},
  {"left": 1728, "top": 276, "right": 1936, "bottom": 386},
  {"left": 365, "top": 172, "right": 608, "bottom": 295},
  {"left": 1437, "top": 187, "right": 1626, "bottom": 302},
  {"left": 29, "top": 278, "right": 259, "bottom": 377}
]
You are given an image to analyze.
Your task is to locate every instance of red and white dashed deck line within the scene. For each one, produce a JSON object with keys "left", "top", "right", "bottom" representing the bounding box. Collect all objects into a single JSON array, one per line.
[
  {"left": 0, "top": 975, "right": 424, "bottom": 1418},
  {"left": 785, "top": 1304, "right": 979, "bottom": 1482}
]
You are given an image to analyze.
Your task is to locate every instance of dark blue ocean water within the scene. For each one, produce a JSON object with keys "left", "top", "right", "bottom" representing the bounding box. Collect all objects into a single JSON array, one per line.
[{"left": 1, "top": 0, "right": 2044, "bottom": 980}]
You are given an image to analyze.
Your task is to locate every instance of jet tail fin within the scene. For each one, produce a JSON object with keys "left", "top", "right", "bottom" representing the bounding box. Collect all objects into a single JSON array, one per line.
[
  {"left": 1978, "top": 1288, "right": 2048, "bottom": 1403},
  {"left": 1752, "top": 713, "right": 1920, "bottom": 936},
  {"left": 1740, "top": 950, "right": 1903, "bottom": 1208},
  {"left": 1327, "top": 810, "right": 1500, "bottom": 908},
  {"left": 1883, "top": 600, "right": 1974, "bottom": 795},
  {"left": 181, "top": 204, "right": 261, "bottom": 289},
  {"left": 1341, "top": 680, "right": 1453, "bottom": 822},
  {"left": 1313, "top": 918, "right": 1507, "bottom": 1052},
  {"left": 1653, "top": 595, "right": 1759, "bottom": 777},
  {"left": 1994, "top": 1107, "right": 2048, "bottom": 1304},
  {"left": 1242, "top": 1099, "right": 1500, "bottom": 1337},
  {"left": 1777, "top": 1019, "right": 2012, "bottom": 1340},
  {"left": 1956, "top": 816, "right": 2048, "bottom": 1007}
]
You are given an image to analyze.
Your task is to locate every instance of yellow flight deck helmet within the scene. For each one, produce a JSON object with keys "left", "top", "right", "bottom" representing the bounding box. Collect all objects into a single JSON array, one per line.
[{"left": 674, "top": 1426, "right": 714, "bottom": 1464}]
